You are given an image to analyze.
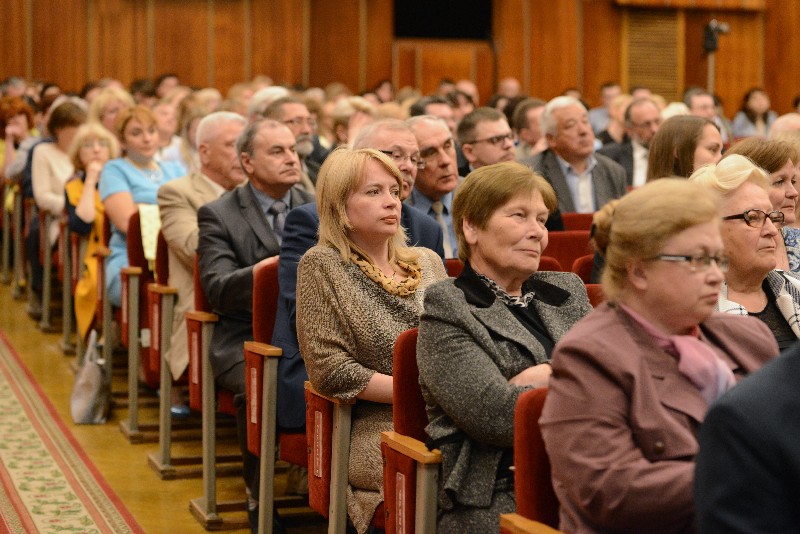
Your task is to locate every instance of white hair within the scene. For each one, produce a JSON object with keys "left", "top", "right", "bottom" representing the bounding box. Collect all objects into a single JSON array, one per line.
[
  {"left": 406, "top": 114, "right": 450, "bottom": 136},
  {"left": 195, "top": 111, "right": 247, "bottom": 146},
  {"left": 540, "top": 95, "right": 583, "bottom": 137},
  {"left": 247, "top": 86, "right": 290, "bottom": 117}
]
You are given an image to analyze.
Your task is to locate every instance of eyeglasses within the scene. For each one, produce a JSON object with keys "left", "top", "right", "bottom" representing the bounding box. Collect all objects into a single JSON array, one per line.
[
  {"left": 649, "top": 254, "right": 730, "bottom": 273},
  {"left": 379, "top": 149, "right": 425, "bottom": 170},
  {"left": 82, "top": 139, "right": 110, "bottom": 149},
  {"left": 466, "top": 132, "right": 514, "bottom": 146},
  {"left": 283, "top": 117, "right": 317, "bottom": 129},
  {"left": 722, "top": 209, "right": 784, "bottom": 228}
]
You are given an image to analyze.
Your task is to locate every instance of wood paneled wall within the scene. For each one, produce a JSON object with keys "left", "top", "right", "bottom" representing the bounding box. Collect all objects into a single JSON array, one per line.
[{"left": 1, "top": 0, "right": 796, "bottom": 117}]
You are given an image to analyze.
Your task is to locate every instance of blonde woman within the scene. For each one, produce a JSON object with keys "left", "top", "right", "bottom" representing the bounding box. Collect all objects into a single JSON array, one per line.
[{"left": 296, "top": 147, "right": 447, "bottom": 533}]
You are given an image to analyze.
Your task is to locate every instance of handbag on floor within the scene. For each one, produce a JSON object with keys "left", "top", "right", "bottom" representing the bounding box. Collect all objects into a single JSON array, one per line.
[{"left": 71, "top": 330, "right": 110, "bottom": 424}]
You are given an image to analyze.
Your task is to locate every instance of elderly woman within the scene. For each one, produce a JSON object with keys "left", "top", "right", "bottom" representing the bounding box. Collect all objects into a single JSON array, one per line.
[
  {"left": 87, "top": 87, "right": 135, "bottom": 135},
  {"left": 725, "top": 137, "right": 800, "bottom": 273},
  {"left": 65, "top": 123, "right": 119, "bottom": 341},
  {"left": 296, "top": 147, "right": 447, "bottom": 533},
  {"left": 416, "top": 161, "right": 591, "bottom": 532},
  {"left": 690, "top": 155, "right": 800, "bottom": 351},
  {"left": 647, "top": 115, "right": 723, "bottom": 181},
  {"left": 540, "top": 179, "right": 778, "bottom": 533},
  {"left": 99, "top": 105, "right": 183, "bottom": 307}
]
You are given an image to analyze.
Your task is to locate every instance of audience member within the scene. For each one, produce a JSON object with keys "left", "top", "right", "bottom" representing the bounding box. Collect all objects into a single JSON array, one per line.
[
  {"left": 596, "top": 93, "right": 632, "bottom": 145},
  {"left": 263, "top": 96, "right": 320, "bottom": 192},
  {"left": 646, "top": 115, "right": 722, "bottom": 182},
  {"left": 598, "top": 97, "right": 662, "bottom": 187},
  {"left": 247, "top": 86, "right": 290, "bottom": 120},
  {"left": 99, "top": 105, "right": 184, "bottom": 307},
  {"left": 588, "top": 81, "right": 622, "bottom": 134},
  {"left": 154, "top": 73, "right": 180, "bottom": 100},
  {"left": 690, "top": 155, "right": 800, "bottom": 350},
  {"left": 330, "top": 96, "right": 376, "bottom": 147},
  {"left": 511, "top": 97, "right": 547, "bottom": 161},
  {"left": 407, "top": 116, "right": 460, "bottom": 257},
  {"left": 447, "top": 89, "right": 476, "bottom": 122},
  {"left": 526, "top": 96, "right": 626, "bottom": 214},
  {"left": 296, "top": 147, "right": 448, "bottom": 534},
  {"left": 541, "top": 178, "right": 778, "bottom": 533},
  {"left": 87, "top": 87, "right": 135, "bottom": 135},
  {"left": 64, "top": 122, "right": 119, "bottom": 340},
  {"left": 456, "top": 107, "right": 515, "bottom": 175},
  {"left": 732, "top": 87, "right": 778, "bottom": 139},
  {"left": 197, "top": 119, "right": 314, "bottom": 530},
  {"left": 769, "top": 112, "right": 800, "bottom": 138},
  {"left": 0, "top": 96, "right": 35, "bottom": 180},
  {"left": 497, "top": 77, "right": 522, "bottom": 99},
  {"left": 417, "top": 161, "right": 590, "bottom": 532}
]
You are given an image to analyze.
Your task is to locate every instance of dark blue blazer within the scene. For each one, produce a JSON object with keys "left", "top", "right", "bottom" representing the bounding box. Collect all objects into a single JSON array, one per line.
[{"left": 271, "top": 202, "right": 444, "bottom": 429}]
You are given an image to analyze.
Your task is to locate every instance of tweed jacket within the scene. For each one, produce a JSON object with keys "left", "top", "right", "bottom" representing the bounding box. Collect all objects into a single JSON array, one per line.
[
  {"left": 198, "top": 183, "right": 314, "bottom": 379},
  {"left": 540, "top": 303, "right": 778, "bottom": 534},
  {"left": 296, "top": 244, "right": 447, "bottom": 534},
  {"left": 525, "top": 148, "right": 627, "bottom": 213},
  {"left": 416, "top": 266, "right": 591, "bottom": 515},
  {"left": 716, "top": 270, "right": 800, "bottom": 340},
  {"left": 157, "top": 171, "right": 223, "bottom": 380}
]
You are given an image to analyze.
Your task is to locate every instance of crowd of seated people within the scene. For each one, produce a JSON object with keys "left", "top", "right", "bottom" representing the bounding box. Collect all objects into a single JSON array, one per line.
[{"left": 1, "top": 71, "right": 800, "bottom": 534}]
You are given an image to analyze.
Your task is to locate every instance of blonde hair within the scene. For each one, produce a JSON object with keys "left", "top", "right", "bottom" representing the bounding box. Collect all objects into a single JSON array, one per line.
[
  {"left": 453, "top": 162, "right": 557, "bottom": 262},
  {"left": 331, "top": 96, "right": 376, "bottom": 138},
  {"left": 68, "top": 122, "right": 121, "bottom": 171},
  {"left": 688, "top": 153, "right": 769, "bottom": 196},
  {"left": 87, "top": 87, "right": 134, "bottom": 125},
  {"left": 316, "top": 147, "right": 417, "bottom": 265},
  {"left": 592, "top": 179, "right": 720, "bottom": 302}
]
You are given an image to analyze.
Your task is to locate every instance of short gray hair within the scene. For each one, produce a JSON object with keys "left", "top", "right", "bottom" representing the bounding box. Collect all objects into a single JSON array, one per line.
[
  {"left": 406, "top": 114, "right": 450, "bottom": 136},
  {"left": 196, "top": 111, "right": 247, "bottom": 146},
  {"left": 352, "top": 118, "right": 413, "bottom": 149},
  {"left": 540, "top": 95, "right": 583, "bottom": 137}
]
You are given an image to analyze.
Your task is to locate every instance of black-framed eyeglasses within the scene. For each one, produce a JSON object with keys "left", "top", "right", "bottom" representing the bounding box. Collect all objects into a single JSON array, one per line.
[
  {"left": 465, "top": 132, "right": 514, "bottom": 146},
  {"left": 721, "top": 209, "right": 784, "bottom": 228},
  {"left": 648, "top": 254, "right": 730, "bottom": 273},
  {"left": 378, "top": 149, "right": 425, "bottom": 170}
]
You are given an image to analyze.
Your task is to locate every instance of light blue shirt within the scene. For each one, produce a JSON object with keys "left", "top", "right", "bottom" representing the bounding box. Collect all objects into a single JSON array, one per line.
[
  {"left": 407, "top": 188, "right": 458, "bottom": 257},
  {"left": 555, "top": 153, "right": 598, "bottom": 213},
  {"left": 249, "top": 183, "right": 292, "bottom": 233}
]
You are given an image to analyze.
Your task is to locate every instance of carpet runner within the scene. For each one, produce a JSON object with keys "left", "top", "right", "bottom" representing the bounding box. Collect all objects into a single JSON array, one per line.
[{"left": 0, "top": 331, "right": 143, "bottom": 533}]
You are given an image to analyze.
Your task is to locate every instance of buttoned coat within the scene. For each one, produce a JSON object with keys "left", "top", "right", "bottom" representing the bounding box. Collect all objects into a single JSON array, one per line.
[
  {"left": 416, "top": 266, "right": 591, "bottom": 531},
  {"left": 540, "top": 303, "right": 778, "bottom": 534},
  {"left": 198, "top": 183, "right": 314, "bottom": 380},
  {"left": 157, "top": 171, "right": 221, "bottom": 380},
  {"left": 526, "top": 148, "right": 627, "bottom": 213}
]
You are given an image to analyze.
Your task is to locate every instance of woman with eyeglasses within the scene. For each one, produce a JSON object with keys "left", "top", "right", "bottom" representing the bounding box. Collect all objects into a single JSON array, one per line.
[
  {"left": 65, "top": 122, "right": 120, "bottom": 341},
  {"left": 540, "top": 178, "right": 778, "bottom": 533},
  {"left": 690, "top": 154, "right": 800, "bottom": 350}
]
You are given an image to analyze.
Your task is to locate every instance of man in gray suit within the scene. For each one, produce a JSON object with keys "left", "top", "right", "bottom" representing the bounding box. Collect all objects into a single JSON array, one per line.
[
  {"left": 197, "top": 119, "right": 314, "bottom": 530},
  {"left": 526, "top": 96, "right": 627, "bottom": 214}
]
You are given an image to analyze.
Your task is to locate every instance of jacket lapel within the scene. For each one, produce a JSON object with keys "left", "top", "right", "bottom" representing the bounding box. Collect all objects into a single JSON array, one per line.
[
  {"left": 239, "top": 185, "right": 279, "bottom": 251},
  {"left": 542, "top": 150, "right": 575, "bottom": 212}
]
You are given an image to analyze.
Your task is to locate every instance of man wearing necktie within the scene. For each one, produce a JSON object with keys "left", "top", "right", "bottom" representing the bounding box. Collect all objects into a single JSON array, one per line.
[
  {"left": 598, "top": 98, "right": 662, "bottom": 188},
  {"left": 196, "top": 119, "right": 314, "bottom": 531}
]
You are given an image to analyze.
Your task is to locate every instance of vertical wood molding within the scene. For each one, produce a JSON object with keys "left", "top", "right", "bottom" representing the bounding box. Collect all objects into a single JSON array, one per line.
[
  {"left": 758, "top": 11, "right": 765, "bottom": 86},
  {"left": 358, "top": 0, "right": 367, "bottom": 91},
  {"left": 302, "top": 0, "right": 311, "bottom": 87},
  {"left": 87, "top": 0, "right": 95, "bottom": 81},
  {"left": 620, "top": 9, "right": 629, "bottom": 90},
  {"left": 576, "top": 0, "right": 584, "bottom": 91},
  {"left": 25, "top": 0, "right": 33, "bottom": 79},
  {"left": 147, "top": 0, "right": 155, "bottom": 77},
  {"left": 207, "top": 0, "right": 215, "bottom": 87},
  {"left": 676, "top": 9, "right": 686, "bottom": 99},
  {"left": 522, "top": 0, "right": 531, "bottom": 95},
  {"left": 415, "top": 44, "right": 422, "bottom": 90},
  {"left": 243, "top": 0, "right": 252, "bottom": 80},
  {"left": 391, "top": 41, "right": 398, "bottom": 89}
]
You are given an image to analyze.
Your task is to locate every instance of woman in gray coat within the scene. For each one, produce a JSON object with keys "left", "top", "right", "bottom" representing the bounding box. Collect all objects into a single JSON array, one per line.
[{"left": 416, "top": 161, "right": 592, "bottom": 533}]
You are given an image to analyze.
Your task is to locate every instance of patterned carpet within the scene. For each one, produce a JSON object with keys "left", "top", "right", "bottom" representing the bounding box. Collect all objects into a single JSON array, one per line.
[{"left": 0, "top": 331, "right": 143, "bottom": 533}]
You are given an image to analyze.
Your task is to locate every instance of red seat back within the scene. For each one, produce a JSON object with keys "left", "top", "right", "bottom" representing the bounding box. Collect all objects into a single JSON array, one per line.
[
  {"left": 561, "top": 212, "right": 594, "bottom": 232},
  {"left": 193, "top": 254, "right": 211, "bottom": 312},
  {"left": 126, "top": 211, "right": 158, "bottom": 383},
  {"left": 538, "top": 256, "right": 563, "bottom": 272},
  {"left": 155, "top": 231, "right": 169, "bottom": 285},
  {"left": 445, "top": 257, "right": 464, "bottom": 277},
  {"left": 544, "top": 231, "right": 591, "bottom": 277},
  {"left": 585, "top": 283, "right": 606, "bottom": 307},
  {"left": 392, "top": 328, "right": 427, "bottom": 441},
  {"left": 571, "top": 254, "right": 594, "bottom": 284},
  {"left": 514, "top": 387, "right": 559, "bottom": 527}
]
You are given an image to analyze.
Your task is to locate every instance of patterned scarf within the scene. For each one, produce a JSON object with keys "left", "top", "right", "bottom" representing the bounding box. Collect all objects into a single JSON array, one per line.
[
  {"left": 716, "top": 270, "right": 800, "bottom": 338},
  {"left": 474, "top": 272, "right": 536, "bottom": 308}
]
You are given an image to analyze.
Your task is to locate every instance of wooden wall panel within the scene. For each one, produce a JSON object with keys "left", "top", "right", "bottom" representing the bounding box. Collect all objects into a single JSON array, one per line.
[
  {"left": 212, "top": 1, "right": 247, "bottom": 92},
  {"left": 309, "top": 0, "right": 360, "bottom": 92},
  {"left": 153, "top": 0, "right": 209, "bottom": 88},
  {"left": 0, "top": 0, "right": 28, "bottom": 79},
  {"left": 764, "top": 0, "right": 800, "bottom": 113},
  {"left": 364, "top": 0, "right": 393, "bottom": 91},
  {"left": 529, "top": 0, "right": 579, "bottom": 100},
  {"left": 251, "top": 0, "right": 306, "bottom": 87},
  {"left": 616, "top": 0, "right": 764, "bottom": 9},
  {"left": 493, "top": 0, "right": 528, "bottom": 95},
  {"left": 31, "top": 0, "right": 88, "bottom": 92},
  {"left": 394, "top": 45, "right": 417, "bottom": 91},
  {"left": 581, "top": 0, "right": 623, "bottom": 107},
  {"left": 91, "top": 0, "right": 149, "bottom": 84}
]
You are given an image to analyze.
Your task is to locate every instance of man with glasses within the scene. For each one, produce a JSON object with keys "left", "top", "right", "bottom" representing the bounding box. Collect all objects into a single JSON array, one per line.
[
  {"left": 456, "top": 107, "right": 516, "bottom": 176},
  {"left": 526, "top": 96, "right": 627, "bottom": 214},
  {"left": 407, "top": 115, "right": 461, "bottom": 257},
  {"left": 598, "top": 98, "right": 662, "bottom": 188},
  {"left": 263, "top": 96, "right": 320, "bottom": 192}
]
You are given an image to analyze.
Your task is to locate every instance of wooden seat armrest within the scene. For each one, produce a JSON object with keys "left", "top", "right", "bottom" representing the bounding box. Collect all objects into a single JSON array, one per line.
[
  {"left": 381, "top": 431, "right": 441, "bottom": 464},
  {"left": 244, "top": 340, "right": 282, "bottom": 358},
  {"left": 185, "top": 310, "right": 218, "bottom": 323},
  {"left": 147, "top": 282, "right": 178, "bottom": 295},
  {"left": 121, "top": 266, "right": 143, "bottom": 276},
  {"left": 500, "top": 514, "right": 562, "bottom": 534},
  {"left": 94, "top": 245, "right": 110, "bottom": 258},
  {"left": 303, "top": 380, "right": 356, "bottom": 405}
]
